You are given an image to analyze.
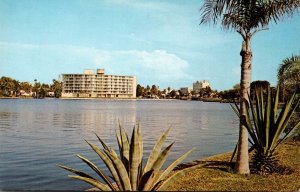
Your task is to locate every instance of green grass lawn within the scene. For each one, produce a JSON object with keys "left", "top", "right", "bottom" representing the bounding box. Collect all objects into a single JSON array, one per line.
[{"left": 167, "top": 138, "right": 300, "bottom": 191}]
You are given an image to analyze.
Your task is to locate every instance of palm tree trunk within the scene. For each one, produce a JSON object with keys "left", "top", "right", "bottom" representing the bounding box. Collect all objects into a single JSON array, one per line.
[{"left": 235, "top": 38, "right": 251, "bottom": 174}]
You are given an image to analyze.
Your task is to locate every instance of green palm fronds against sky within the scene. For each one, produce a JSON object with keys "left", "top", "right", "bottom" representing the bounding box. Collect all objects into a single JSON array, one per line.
[
  {"left": 277, "top": 55, "right": 300, "bottom": 101},
  {"left": 278, "top": 55, "right": 300, "bottom": 82}
]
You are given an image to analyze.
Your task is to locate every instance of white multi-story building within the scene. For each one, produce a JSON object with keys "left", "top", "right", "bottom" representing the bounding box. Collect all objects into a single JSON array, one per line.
[
  {"left": 61, "top": 69, "right": 136, "bottom": 98},
  {"left": 193, "top": 80, "right": 210, "bottom": 93},
  {"left": 180, "top": 87, "right": 192, "bottom": 95}
]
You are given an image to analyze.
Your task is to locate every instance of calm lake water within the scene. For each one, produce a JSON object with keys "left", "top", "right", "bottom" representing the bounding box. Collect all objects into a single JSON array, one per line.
[{"left": 0, "top": 99, "right": 239, "bottom": 190}]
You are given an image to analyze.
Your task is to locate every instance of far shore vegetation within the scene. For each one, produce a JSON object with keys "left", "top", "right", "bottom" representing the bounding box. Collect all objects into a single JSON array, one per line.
[
  {"left": 0, "top": 76, "right": 280, "bottom": 102},
  {"left": 1, "top": 54, "right": 298, "bottom": 103},
  {"left": 0, "top": 77, "right": 62, "bottom": 99}
]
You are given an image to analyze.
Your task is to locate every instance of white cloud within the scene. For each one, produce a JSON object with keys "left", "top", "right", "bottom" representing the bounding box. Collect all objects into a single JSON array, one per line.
[
  {"left": 0, "top": 42, "right": 191, "bottom": 86},
  {"left": 110, "top": 50, "right": 191, "bottom": 82},
  {"left": 114, "top": 50, "right": 187, "bottom": 69},
  {"left": 0, "top": 42, "right": 39, "bottom": 50}
]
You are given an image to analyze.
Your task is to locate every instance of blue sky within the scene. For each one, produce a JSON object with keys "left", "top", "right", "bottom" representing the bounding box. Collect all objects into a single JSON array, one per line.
[{"left": 0, "top": 0, "right": 299, "bottom": 91}]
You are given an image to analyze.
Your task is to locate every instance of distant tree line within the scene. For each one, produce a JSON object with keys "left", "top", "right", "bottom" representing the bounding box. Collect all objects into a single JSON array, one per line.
[
  {"left": 218, "top": 84, "right": 240, "bottom": 102},
  {"left": 0, "top": 76, "right": 62, "bottom": 98},
  {"left": 137, "top": 82, "right": 272, "bottom": 101},
  {"left": 135, "top": 74, "right": 298, "bottom": 102},
  {"left": 136, "top": 84, "right": 162, "bottom": 98},
  {"left": 1, "top": 55, "right": 298, "bottom": 101},
  {"left": 218, "top": 81, "right": 272, "bottom": 102}
]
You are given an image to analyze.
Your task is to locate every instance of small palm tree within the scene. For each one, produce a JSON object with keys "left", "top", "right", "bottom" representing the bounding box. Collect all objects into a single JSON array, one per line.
[
  {"left": 200, "top": 0, "right": 300, "bottom": 174},
  {"left": 231, "top": 85, "right": 300, "bottom": 174},
  {"left": 277, "top": 55, "right": 300, "bottom": 102},
  {"left": 58, "top": 125, "right": 195, "bottom": 191}
]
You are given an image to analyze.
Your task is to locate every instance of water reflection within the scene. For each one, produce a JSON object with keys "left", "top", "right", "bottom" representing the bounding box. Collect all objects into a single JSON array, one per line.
[
  {"left": 0, "top": 99, "right": 239, "bottom": 190},
  {"left": 0, "top": 112, "right": 19, "bottom": 131}
]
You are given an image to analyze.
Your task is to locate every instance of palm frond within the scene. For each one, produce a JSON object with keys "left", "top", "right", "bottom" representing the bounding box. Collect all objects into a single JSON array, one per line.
[
  {"left": 200, "top": 0, "right": 237, "bottom": 25},
  {"left": 200, "top": 0, "right": 300, "bottom": 33}
]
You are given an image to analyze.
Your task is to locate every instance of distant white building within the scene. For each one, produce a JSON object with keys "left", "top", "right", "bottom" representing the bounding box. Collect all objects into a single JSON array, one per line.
[
  {"left": 193, "top": 80, "right": 210, "bottom": 93},
  {"left": 47, "top": 91, "right": 55, "bottom": 97},
  {"left": 19, "top": 90, "right": 31, "bottom": 96},
  {"left": 180, "top": 87, "right": 192, "bottom": 95}
]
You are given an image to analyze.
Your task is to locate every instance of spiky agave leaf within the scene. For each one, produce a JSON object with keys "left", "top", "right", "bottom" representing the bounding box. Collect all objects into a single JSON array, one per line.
[
  {"left": 94, "top": 133, "right": 109, "bottom": 151},
  {"left": 57, "top": 165, "right": 111, "bottom": 191},
  {"left": 118, "top": 125, "right": 130, "bottom": 171},
  {"left": 115, "top": 129, "right": 123, "bottom": 164},
  {"left": 240, "top": 99, "right": 261, "bottom": 150},
  {"left": 143, "top": 128, "right": 171, "bottom": 174},
  {"left": 280, "top": 120, "right": 300, "bottom": 145},
  {"left": 104, "top": 147, "right": 132, "bottom": 191},
  {"left": 271, "top": 94, "right": 297, "bottom": 143},
  {"left": 59, "top": 124, "right": 194, "bottom": 191},
  {"left": 230, "top": 102, "right": 240, "bottom": 117},
  {"left": 69, "top": 175, "right": 111, "bottom": 191},
  {"left": 152, "top": 143, "right": 174, "bottom": 171},
  {"left": 142, "top": 143, "right": 174, "bottom": 191},
  {"left": 153, "top": 148, "right": 194, "bottom": 186},
  {"left": 76, "top": 154, "right": 116, "bottom": 190},
  {"left": 247, "top": 92, "right": 261, "bottom": 147},
  {"left": 233, "top": 85, "right": 299, "bottom": 174},
  {"left": 150, "top": 149, "right": 195, "bottom": 190},
  {"left": 57, "top": 164, "right": 95, "bottom": 179},
  {"left": 137, "top": 169, "right": 155, "bottom": 191},
  {"left": 137, "top": 124, "right": 143, "bottom": 165},
  {"left": 136, "top": 123, "right": 144, "bottom": 186},
  {"left": 264, "top": 86, "right": 272, "bottom": 153},
  {"left": 271, "top": 96, "right": 299, "bottom": 150},
  {"left": 129, "top": 126, "right": 141, "bottom": 190},
  {"left": 85, "top": 140, "right": 122, "bottom": 190}
]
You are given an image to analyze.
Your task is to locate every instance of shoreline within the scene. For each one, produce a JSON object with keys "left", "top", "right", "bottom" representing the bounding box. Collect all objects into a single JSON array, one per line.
[
  {"left": 87, "top": 138, "right": 299, "bottom": 191},
  {"left": 0, "top": 96, "right": 235, "bottom": 103}
]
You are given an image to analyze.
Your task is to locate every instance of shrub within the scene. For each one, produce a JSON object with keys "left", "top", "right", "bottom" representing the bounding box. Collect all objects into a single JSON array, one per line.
[
  {"left": 58, "top": 124, "right": 195, "bottom": 191},
  {"left": 231, "top": 86, "right": 299, "bottom": 174}
]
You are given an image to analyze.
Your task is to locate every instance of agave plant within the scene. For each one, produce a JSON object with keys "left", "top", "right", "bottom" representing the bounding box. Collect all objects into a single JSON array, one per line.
[
  {"left": 58, "top": 124, "right": 195, "bottom": 191},
  {"left": 231, "top": 85, "right": 299, "bottom": 174}
]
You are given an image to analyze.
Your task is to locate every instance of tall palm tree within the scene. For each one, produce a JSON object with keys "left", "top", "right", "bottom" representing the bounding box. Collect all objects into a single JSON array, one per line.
[
  {"left": 200, "top": 0, "right": 300, "bottom": 174},
  {"left": 277, "top": 55, "right": 300, "bottom": 102},
  {"left": 51, "top": 79, "right": 62, "bottom": 98}
]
